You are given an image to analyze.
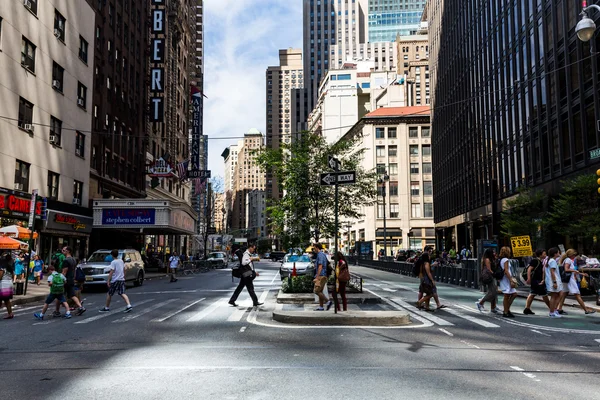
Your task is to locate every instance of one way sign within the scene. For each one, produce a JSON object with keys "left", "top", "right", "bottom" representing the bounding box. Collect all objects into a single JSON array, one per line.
[{"left": 320, "top": 171, "right": 356, "bottom": 186}]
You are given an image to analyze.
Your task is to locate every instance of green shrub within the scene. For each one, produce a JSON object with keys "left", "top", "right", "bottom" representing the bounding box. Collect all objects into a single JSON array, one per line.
[{"left": 281, "top": 275, "right": 314, "bottom": 293}]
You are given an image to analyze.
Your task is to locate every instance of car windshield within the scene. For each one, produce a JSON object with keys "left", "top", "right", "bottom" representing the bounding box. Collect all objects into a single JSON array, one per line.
[
  {"left": 287, "top": 255, "right": 311, "bottom": 263},
  {"left": 87, "top": 252, "right": 122, "bottom": 262},
  {"left": 209, "top": 253, "right": 224, "bottom": 259}
]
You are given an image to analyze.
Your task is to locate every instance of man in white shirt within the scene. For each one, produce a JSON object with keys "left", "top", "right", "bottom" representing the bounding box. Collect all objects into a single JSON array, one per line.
[
  {"left": 169, "top": 252, "right": 180, "bottom": 283},
  {"left": 228, "top": 244, "right": 262, "bottom": 307},
  {"left": 99, "top": 249, "right": 132, "bottom": 313}
]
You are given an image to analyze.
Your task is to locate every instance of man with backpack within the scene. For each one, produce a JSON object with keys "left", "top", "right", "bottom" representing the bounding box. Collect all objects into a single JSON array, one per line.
[
  {"left": 522, "top": 249, "right": 551, "bottom": 315},
  {"left": 56, "top": 247, "right": 86, "bottom": 316},
  {"left": 34, "top": 264, "right": 72, "bottom": 320},
  {"left": 229, "top": 244, "right": 262, "bottom": 307}
]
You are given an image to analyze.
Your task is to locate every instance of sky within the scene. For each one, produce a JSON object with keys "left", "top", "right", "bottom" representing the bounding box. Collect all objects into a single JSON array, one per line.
[{"left": 203, "top": 0, "right": 303, "bottom": 182}]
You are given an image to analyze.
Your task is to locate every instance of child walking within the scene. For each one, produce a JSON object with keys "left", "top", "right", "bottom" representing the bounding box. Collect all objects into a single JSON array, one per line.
[{"left": 34, "top": 265, "right": 72, "bottom": 320}]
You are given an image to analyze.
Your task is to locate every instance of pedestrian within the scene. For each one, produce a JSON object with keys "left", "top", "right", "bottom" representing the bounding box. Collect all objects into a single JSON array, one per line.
[
  {"left": 545, "top": 247, "right": 563, "bottom": 318},
  {"left": 57, "top": 246, "right": 86, "bottom": 316},
  {"left": 523, "top": 249, "right": 551, "bottom": 315},
  {"left": 74, "top": 259, "right": 86, "bottom": 305},
  {"left": 335, "top": 252, "right": 350, "bottom": 312},
  {"left": 169, "top": 252, "right": 179, "bottom": 282},
  {"left": 228, "top": 244, "right": 262, "bottom": 307},
  {"left": 476, "top": 248, "right": 499, "bottom": 313},
  {"left": 33, "top": 254, "right": 44, "bottom": 285},
  {"left": 13, "top": 252, "right": 25, "bottom": 283},
  {"left": 416, "top": 246, "right": 446, "bottom": 311},
  {"left": 310, "top": 243, "right": 332, "bottom": 311},
  {"left": 0, "top": 252, "right": 14, "bottom": 319},
  {"left": 556, "top": 249, "right": 596, "bottom": 315},
  {"left": 448, "top": 246, "right": 457, "bottom": 262},
  {"left": 497, "top": 246, "right": 517, "bottom": 318},
  {"left": 416, "top": 249, "right": 436, "bottom": 310},
  {"left": 99, "top": 249, "right": 133, "bottom": 313},
  {"left": 34, "top": 264, "right": 72, "bottom": 320}
]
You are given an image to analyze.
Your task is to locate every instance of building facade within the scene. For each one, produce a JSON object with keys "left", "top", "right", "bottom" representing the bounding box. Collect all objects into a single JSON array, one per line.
[
  {"left": 396, "top": 34, "right": 430, "bottom": 106},
  {"left": 331, "top": 41, "right": 397, "bottom": 71},
  {"left": 245, "top": 189, "right": 266, "bottom": 241},
  {"left": 0, "top": 0, "right": 96, "bottom": 260},
  {"left": 367, "top": 0, "right": 427, "bottom": 42},
  {"left": 429, "top": 0, "right": 600, "bottom": 251}
]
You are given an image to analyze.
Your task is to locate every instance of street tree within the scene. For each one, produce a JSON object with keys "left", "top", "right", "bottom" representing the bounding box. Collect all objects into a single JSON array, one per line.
[
  {"left": 500, "top": 188, "right": 546, "bottom": 247},
  {"left": 256, "top": 131, "right": 378, "bottom": 248}
]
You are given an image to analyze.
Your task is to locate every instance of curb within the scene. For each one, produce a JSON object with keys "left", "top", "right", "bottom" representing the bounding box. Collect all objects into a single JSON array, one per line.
[
  {"left": 272, "top": 310, "right": 411, "bottom": 326},
  {"left": 276, "top": 290, "right": 383, "bottom": 305}
]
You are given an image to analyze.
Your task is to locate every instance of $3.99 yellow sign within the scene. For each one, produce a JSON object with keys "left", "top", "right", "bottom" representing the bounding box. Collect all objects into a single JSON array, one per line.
[{"left": 510, "top": 235, "right": 533, "bottom": 257}]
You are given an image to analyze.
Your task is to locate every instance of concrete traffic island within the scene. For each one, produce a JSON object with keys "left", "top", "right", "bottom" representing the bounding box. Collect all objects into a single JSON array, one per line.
[
  {"left": 272, "top": 309, "right": 411, "bottom": 326},
  {"left": 277, "top": 290, "right": 382, "bottom": 304}
]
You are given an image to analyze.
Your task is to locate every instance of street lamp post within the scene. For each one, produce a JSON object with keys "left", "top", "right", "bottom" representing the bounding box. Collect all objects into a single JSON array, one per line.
[
  {"left": 221, "top": 207, "right": 226, "bottom": 254},
  {"left": 576, "top": 3, "right": 600, "bottom": 43},
  {"left": 378, "top": 172, "right": 390, "bottom": 258}
]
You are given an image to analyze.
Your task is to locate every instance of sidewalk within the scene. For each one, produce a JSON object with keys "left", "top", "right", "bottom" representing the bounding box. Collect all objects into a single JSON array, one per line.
[
  {"left": 9, "top": 272, "right": 167, "bottom": 306},
  {"left": 514, "top": 286, "right": 600, "bottom": 312}
]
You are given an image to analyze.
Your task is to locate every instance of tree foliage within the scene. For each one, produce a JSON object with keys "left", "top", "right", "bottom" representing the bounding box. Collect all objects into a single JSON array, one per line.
[
  {"left": 500, "top": 188, "right": 546, "bottom": 241},
  {"left": 255, "top": 130, "right": 378, "bottom": 248}
]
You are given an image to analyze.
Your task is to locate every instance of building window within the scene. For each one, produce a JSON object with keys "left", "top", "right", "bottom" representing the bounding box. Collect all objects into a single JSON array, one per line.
[
  {"left": 409, "top": 127, "right": 418, "bottom": 138},
  {"left": 390, "top": 204, "right": 399, "bottom": 218},
  {"left": 18, "top": 97, "right": 34, "bottom": 129},
  {"left": 47, "top": 171, "right": 59, "bottom": 200},
  {"left": 23, "top": 0, "right": 38, "bottom": 15},
  {"left": 75, "top": 132, "right": 85, "bottom": 157},
  {"left": 77, "top": 82, "right": 87, "bottom": 108},
  {"left": 410, "top": 163, "right": 419, "bottom": 174},
  {"left": 21, "top": 36, "right": 36, "bottom": 72},
  {"left": 73, "top": 180, "right": 83, "bottom": 205},
  {"left": 376, "top": 146, "right": 385, "bottom": 157},
  {"left": 389, "top": 181, "right": 398, "bottom": 196},
  {"left": 14, "top": 160, "right": 30, "bottom": 192},
  {"left": 422, "top": 145, "right": 431, "bottom": 157},
  {"left": 54, "top": 9, "right": 66, "bottom": 42},
  {"left": 388, "top": 163, "right": 398, "bottom": 175},
  {"left": 409, "top": 145, "right": 419, "bottom": 156},
  {"left": 52, "top": 62, "right": 64, "bottom": 92},
  {"left": 411, "top": 203, "right": 422, "bottom": 218},
  {"left": 421, "top": 127, "right": 431, "bottom": 138},
  {"left": 411, "top": 182, "right": 420, "bottom": 196},
  {"left": 423, "top": 162, "right": 432, "bottom": 174},
  {"left": 377, "top": 204, "right": 384, "bottom": 218},
  {"left": 424, "top": 203, "right": 433, "bottom": 218},
  {"left": 376, "top": 127, "right": 385, "bottom": 139},
  {"left": 376, "top": 164, "right": 386, "bottom": 175},
  {"left": 424, "top": 181, "right": 433, "bottom": 196},
  {"left": 79, "top": 36, "right": 88, "bottom": 63},
  {"left": 388, "top": 127, "right": 397, "bottom": 138},
  {"left": 50, "top": 116, "right": 62, "bottom": 145},
  {"left": 388, "top": 145, "right": 397, "bottom": 157}
]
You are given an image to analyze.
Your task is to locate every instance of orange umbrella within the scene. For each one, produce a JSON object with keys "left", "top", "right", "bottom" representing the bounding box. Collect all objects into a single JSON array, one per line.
[
  {"left": 0, "top": 236, "right": 29, "bottom": 250},
  {"left": 0, "top": 225, "right": 38, "bottom": 240}
]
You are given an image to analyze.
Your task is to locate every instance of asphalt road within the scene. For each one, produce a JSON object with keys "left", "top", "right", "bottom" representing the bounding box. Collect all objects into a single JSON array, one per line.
[{"left": 1, "top": 260, "right": 600, "bottom": 400}]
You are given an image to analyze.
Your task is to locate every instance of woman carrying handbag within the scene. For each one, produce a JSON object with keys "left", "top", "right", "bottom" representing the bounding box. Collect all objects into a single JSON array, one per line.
[{"left": 476, "top": 248, "right": 499, "bottom": 314}]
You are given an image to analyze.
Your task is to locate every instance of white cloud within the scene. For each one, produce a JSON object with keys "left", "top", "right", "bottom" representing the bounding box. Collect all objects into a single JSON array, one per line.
[{"left": 203, "top": 0, "right": 302, "bottom": 182}]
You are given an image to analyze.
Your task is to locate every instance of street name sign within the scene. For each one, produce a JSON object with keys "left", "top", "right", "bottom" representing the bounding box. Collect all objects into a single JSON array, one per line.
[
  {"left": 320, "top": 171, "right": 356, "bottom": 186},
  {"left": 187, "top": 169, "right": 211, "bottom": 179}
]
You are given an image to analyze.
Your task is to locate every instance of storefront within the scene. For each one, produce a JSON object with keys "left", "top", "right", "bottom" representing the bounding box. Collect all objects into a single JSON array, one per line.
[
  {"left": 40, "top": 210, "right": 93, "bottom": 262},
  {"left": 0, "top": 187, "right": 43, "bottom": 231}
]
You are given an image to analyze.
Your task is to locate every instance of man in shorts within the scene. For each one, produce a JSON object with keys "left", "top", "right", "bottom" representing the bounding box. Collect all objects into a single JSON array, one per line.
[
  {"left": 169, "top": 252, "right": 179, "bottom": 283},
  {"left": 99, "top": 249, "right": 132, "bottom": 313},
  {"left": 312, "top": 243, "right": 332, "bottom": 311},
  {"left": 57, "top": 246, "right": 86, "bottom": 316},
  {"left": 34, "top": 265, "right": 72, "bottom": 320}
]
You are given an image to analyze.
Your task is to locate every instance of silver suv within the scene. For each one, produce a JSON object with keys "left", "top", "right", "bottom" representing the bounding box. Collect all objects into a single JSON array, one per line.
[{"left": 80, "top": 249, "right": 145, "bottom": 289}]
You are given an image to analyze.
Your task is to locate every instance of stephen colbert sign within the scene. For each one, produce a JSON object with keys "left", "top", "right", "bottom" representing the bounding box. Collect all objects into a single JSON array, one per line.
[{"left": 149, "top": 0, "right": 166, "bottom": 122}]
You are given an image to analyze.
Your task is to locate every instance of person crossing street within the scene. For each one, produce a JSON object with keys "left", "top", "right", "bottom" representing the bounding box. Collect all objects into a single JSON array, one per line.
[{"left": 229, "top": 244, "right": 262, "bottom": 307}]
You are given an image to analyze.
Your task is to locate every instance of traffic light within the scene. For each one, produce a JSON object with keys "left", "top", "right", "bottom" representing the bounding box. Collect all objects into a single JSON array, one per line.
[{"left": 597, "top": 170, "right": 600, "bottom": 194}]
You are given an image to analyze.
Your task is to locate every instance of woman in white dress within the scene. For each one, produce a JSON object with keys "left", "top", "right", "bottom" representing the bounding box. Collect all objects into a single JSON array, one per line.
[
  {"left": 497, "top": 246, "right": 517, "bottom": 318},
  {"left": 558, "top": 249, "right": 596, "bottom": 315}
]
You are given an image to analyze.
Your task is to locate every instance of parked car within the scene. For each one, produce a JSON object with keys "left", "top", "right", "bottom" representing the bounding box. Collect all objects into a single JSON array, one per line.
[
  {"left": 80, "top": 249, "right": 145, "bottom": 289},
  {"left": 279, "top": 254, "right": 315, "bottom": 279},
  {"left": 206, "top": 252, "right": 228, "bottom": 268},
  {"left": 251, "top": 253, "right": 260, "bottom": 262},
  {"left": 270, "top": 251, "right": 286, "bottom": 262}
]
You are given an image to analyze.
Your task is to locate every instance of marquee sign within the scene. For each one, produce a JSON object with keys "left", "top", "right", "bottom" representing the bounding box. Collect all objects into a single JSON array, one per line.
[
  {"left": 149, "top": 0, "right": 165, "bottom": 122},
  {"left": 0, "top": 188, "right": 42, "bottom": 220}
]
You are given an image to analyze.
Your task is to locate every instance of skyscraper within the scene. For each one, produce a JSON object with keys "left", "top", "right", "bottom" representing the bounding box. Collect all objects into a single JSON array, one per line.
[{"left": 368, "top": 0, "right": 427, "bottom": 43}]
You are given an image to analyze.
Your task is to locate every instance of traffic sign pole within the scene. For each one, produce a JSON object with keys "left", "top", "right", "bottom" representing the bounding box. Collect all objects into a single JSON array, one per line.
[
  {"left": 331, "top": 157, "right": 340, "bottom": 315},
  {"left": 24, "top": 189, "right": 38, "bottom": 296}
]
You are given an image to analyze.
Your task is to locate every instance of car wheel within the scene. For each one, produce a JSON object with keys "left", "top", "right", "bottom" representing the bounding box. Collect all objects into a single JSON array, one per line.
[{"left": 133, "top": 271, "right": 144, "bottom": 287}]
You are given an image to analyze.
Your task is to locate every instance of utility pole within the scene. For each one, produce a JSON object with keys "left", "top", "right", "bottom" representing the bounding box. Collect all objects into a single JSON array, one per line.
[{"left": 203, "top": 181, "right": 212, "bottom": 259}]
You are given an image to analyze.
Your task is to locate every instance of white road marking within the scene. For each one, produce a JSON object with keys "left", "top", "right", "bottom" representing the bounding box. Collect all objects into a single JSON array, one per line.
[
  {"left": 257, "top": 290, "right": 269, "bottom": 305},
  {"left": 228, "top": 307, "right": 249, "bottom": 322},
  {"left": 510, "top": 366, "right": 525, "bottom": 371},
  {"left": 497, "top": 316, "right": 600, "bottom": 334},
  {"left": 13, "top": 305, "right": 44, "bottom": 314},
  {"left": 152, "top": 298, "right": 206, "bottom": 322},
  {"left": 128, "top": 290, "right": 197, "bottom": 295},
  {"left": 186, "top": 298, "right": 227, "bottom": 322},
  {"left": 510, "top": 366, "right": 540, "bottom": 382},
  {"left": 460, "top": 340, "right": 480, "bottom": 349},
  {"left": 531, "top": 329, "right": 551, "bottom": 337},
  {"left": 439, "top": 328, "right": 454, "bottom": 337},
  {"left": 390, "top": 298, "right": 454, "bottom": 326},
  {"left": 382, "top": 288, "right": 397, "bottom": 292},
  {"left": 440, "top": 307, "right": 500, "bottom": 328},
  {"left": 75, "top": 299, "right": 154, "bottom": 324},
  {"left": 239, "top": 326, "right": 247, "bottom": 333},
  {"left": 33, "top": 320, "right": 53, "bottom": 325},
  {"left": 595, "top": 339, "right": 600, "bottom": 345},
  {"left": 112, "top": 298, "right": 179, "bottom": 323},
  {"left": 269, "top": 271, "right": 280, "bottom": 285}
]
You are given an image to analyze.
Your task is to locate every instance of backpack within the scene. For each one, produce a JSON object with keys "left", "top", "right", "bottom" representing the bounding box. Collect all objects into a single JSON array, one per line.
[
  {"left": 558, "top": 262, "right": 571, "bottom": 283},
  {"left": 232, "top": 248, "right": 245, "bottom": 279},
  {"left": 75, "top": 265, "right": 85, "bottom": 282},
  {"left": 50, "top": 273, "right": 65, "bottom": 295},
  {"left": 51, "top": 253, "right": 61, "bottom": 268},
  {"left": 522, "top": 259, "right": 539, "bottom": 282},
  {"left": 326, "top": 258, "right": 333, "bottom": 277},
  {"left": 493, "top": 259, "right": 505, "bottom": 280},
  {"left": 412, "top": 257, "right": 423, "bottom": 277}
]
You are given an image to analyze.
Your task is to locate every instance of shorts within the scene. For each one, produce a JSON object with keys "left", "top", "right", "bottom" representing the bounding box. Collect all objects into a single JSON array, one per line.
[
  {"left": 313, "top": 276, "right": 327, "bottom": 294},
  {"left": 419, "top": 278, "right": 437, "bottom": 296},
  {"left": 529, "top": 280, "right": 547, "bottom": 296},
  {"left": 34, "top": 271, "right": 42, "bottom": 278},
  {"left": 64, "top": 283, "right": 76, "bottom": 298},
  {"left": 45, "top": 293, "right": 67, "bottom": 304},
  {"left": 108, "top": 280, "right": 126, "bottom": 296},
  {"left": 74, "top": 281, "right": 84, "bottom": 291}
]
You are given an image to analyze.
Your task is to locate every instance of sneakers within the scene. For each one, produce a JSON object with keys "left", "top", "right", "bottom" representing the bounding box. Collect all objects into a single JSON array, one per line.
[
  {"left": 314, "top": 307, "right": 325, "bottom": 311},
  {"left": 476, "top": 302, "right": 485, "bottom": 312},
  {"left": 490, "top": 308, "right": 499, "bottom": 314},
  {"left": 557, "top": 310, "right": 568, "bottom": 315},
  {"left": 76, "top": 307, "right": 86, "bottom": 316},
  {"left": 99, "top": 307, "right": 110, "bottom": 313},
  {"left": 502, "top": 312, "right": 515, "bottom": 318},
  {"left": 326, "top": 300, "right": 333, "bottom": 311},
  {"left": 34, "top": 313, "right": 44, "bottom": 320},
  {"left": 549, "top": 311, "right": 562, "bottom": 318},
  {"left": 585, "top": 310, "right": 596, "bottom": 315},
  {"left": 52, "top": 311, "right": 62, "bottom": 317},
  {"left": 523, "top": 308, "right": 535, "bottom": 315},
  {"left": 124, "top": 305, "right": 133, "bottom": 313},
  {"left": 64, "top": 313, "right": 72, "bottom": 319}
]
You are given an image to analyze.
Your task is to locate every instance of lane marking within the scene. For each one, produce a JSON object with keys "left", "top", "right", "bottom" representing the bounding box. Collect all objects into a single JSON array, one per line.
[
  {"left": 510, "top": 366, "right": 525, "bottom": 371},
  {"left": 510, "top": 366, "right": 541, "bottom": 382},
  {"left": 128, "top": 290, "right": 197, "bottom": 295},
  {"left": 595, "top": 339, "right": 600, "bottom": 345},
  {"left": 496, "top": 315, "right": 600, "bottom": 335},
  {"left": 531, "top": 329, "right": 551, "bottom": 337},
  {"left": 269, "top": 271, "right": 280, "bottom": 285},
  {"left": 227, "top": 307, "right": 250, "bottom": 322},
  {"left": 257, "top": 290, "right": 269, "bottom": 305},
  {"left": 186, "top": 298, "right": 227, "bottom": 322},
  {"left": 152, "top": 298, "right": 206, "bottom": 322},
  {"left": 460, "top": 340, "right": 480, "bottom": 349},
  {"left": 440, "top": 307, "right": 500, "bottom": 328},
  {"left": 382, "top": 288, "right": 397, "bottom": 292},
  {"left": 112, "top": 298, "right": 179, "bottom": 323},
  {"left": 439, "top": 328, "right": 454, "bottom": 337},
  {"left": 240, "top": 326, "right": 247, "bottom": 333},
  {"left": 75, "top": 299, "right": 154, "bottom": 324},
  {"left": 389, "top": 298, "right": 454, "bottom": 326}
]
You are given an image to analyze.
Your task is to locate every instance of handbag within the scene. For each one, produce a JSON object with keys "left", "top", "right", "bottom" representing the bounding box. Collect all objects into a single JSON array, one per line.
[
  {"left": 338, "top": 264, "right": 350, "bottom": 282},
  {"left": 480, "top": 268, "right": 493, "bottom": 284},
  {"left": 510, "top": 276, "right": 519, "bottom": 288},
  {"left": 580, "top": 276, "right": 589, "bottom": 289}
]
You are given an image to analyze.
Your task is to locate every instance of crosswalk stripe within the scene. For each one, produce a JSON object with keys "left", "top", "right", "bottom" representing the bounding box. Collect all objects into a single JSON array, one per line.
[
  {"left": 440, "top": 307, "right": 500, "bottom": 328},
  {"left": 151, "top": 298, "right": 206, "bottom": 322},
  {"left": 390, "top": 298, "right": 454, "bottom": 326},
  {"left": 227, "top": 307, "right": 249, "bottom": 322},
  {"left": 75, "top": 299, "right": 154, "bottom": 324},
  {"left": 186, "top": 298, "right": 227, "bottom": 322},
  {"left": 112, "top": 298, "right": 179, "bottom": 323}
]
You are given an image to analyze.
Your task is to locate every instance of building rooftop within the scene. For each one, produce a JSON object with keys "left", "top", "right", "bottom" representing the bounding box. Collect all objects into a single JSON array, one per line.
[{"left": 365, "top": 106, "right": 430, "bottom": 118}]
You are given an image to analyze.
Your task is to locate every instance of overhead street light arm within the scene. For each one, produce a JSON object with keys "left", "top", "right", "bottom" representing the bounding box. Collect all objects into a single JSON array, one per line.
[{"left": 576, "top": 4, "right": 600, "bottom": 42}]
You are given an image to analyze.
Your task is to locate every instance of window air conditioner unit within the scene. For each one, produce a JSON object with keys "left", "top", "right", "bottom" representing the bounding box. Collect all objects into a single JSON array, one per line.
[
  {"left": 72, "top": 198, "right": 81, "bottom": 205},
  {"left": 14, "top": 183, "right": 23, "bottom": 191},
  {"left": 23, "top": 0, "right": 31, "bottom": 9},
  {"left": 54, "top": 29, "right": 61, "bottom": 38},
  {"left": 24, "top": 124, "right": 34, "bottom": 132},
  {"left": 52, "top": 80, "right": 61, "bottom": 89},
  {"left": 77, "top": 98, "right": 85, "bottom": 107},
  {"left": 49, "top": 134, "right": 58, "bottom": 143}
]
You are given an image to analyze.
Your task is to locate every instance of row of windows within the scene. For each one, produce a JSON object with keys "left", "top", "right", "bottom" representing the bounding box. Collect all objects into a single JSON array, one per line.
[
  {"left": 376, "top": 203, "right": 434, "bottom": 219},
  {"left": 14, "top": 159, "right": 83, "bottom": 204}
]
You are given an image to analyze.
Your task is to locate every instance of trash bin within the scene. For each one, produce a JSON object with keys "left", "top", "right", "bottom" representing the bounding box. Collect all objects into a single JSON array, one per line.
[{"left": 15, "top": 281, "right": 24, "bottom": 295}]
